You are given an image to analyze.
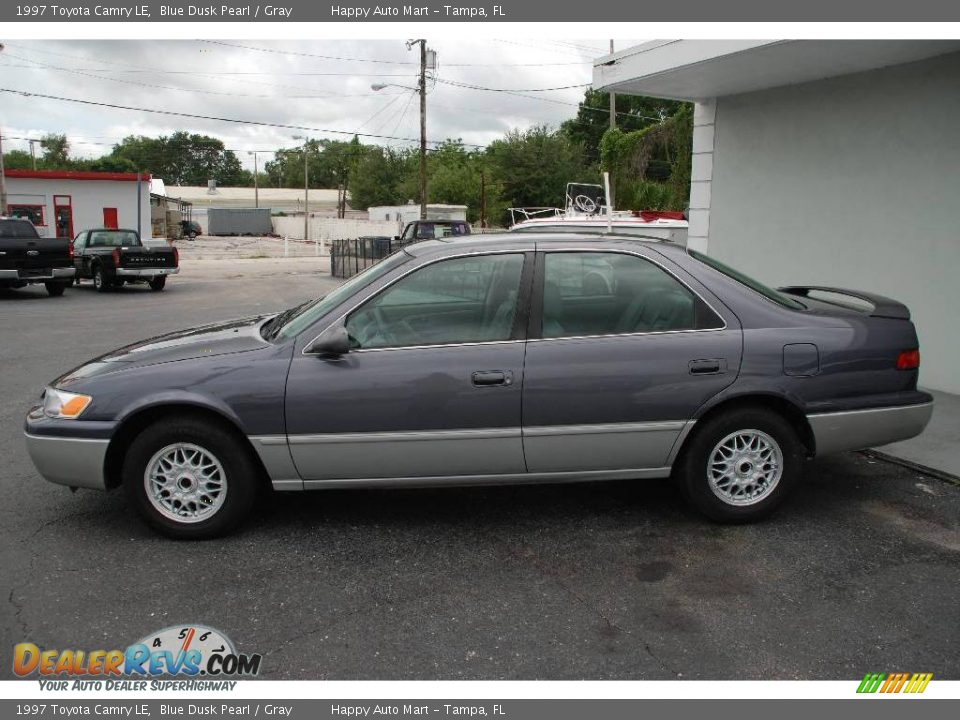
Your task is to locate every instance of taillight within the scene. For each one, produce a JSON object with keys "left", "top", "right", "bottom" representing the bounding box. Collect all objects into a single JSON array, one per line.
[
  {"left": 112, "top": 248, "right": 121, "bottom": 267},
  {"left": 68, "top": 242, "right": 74, "bottom": 260},
  {"left": 173, "top": 246, "right": 179, "bottom": 267},
  {"left": 896, "top": 349, "right": 920, "bottom": 370}
]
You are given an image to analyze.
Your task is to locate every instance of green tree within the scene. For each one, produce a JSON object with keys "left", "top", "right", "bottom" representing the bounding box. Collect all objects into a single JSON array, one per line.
[
  {"left": 107, "top": 132, "right": 248, "bottom": 185},
  {"left": 39, "top": 134, "right": 70, "bottom": 167},
  {"left": 561, "top": 90, "right": 683, "bottom": 164},
  {"left": 484, "top": 125, "right": 592, "bottom": 224},
  {"left": 347, "top": 145, "right": 416, "bottom": 210},
  {"left": 1, "top": 149, "right": 34, "bottom": 170}
]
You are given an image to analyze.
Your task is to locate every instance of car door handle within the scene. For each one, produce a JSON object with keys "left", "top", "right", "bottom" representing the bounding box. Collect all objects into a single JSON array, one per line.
[
  {"left": 472, "top": 370, "right": 512, "bottom": 387},
  {"left": 689, "top": 359, "right": 726, "bottom": 375}
]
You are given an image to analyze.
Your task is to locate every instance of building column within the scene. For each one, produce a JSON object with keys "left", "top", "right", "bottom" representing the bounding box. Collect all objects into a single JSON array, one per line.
[{"left": 687, "top": 99, "right": 716, "bottom": 253}]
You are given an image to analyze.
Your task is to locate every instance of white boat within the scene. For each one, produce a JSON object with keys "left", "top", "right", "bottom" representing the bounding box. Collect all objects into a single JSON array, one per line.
[{"left": 508, "top": 182, "right": 688, "bottom": 244}]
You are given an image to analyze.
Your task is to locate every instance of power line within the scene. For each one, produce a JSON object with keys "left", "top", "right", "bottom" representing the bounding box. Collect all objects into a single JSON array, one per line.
[
  {"left": 0, "top": 87, "right": 484, "bottom": 148},
  {"left": 204, "top": 39, "right": 590, "bottom": 68}
]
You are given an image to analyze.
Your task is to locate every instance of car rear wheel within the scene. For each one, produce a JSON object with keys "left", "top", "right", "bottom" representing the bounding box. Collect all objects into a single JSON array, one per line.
[
  {"left": 44, "top": 281, "right": 68, "bottom": 297},
  {"left": 122, "top": 417, "right": 259, "bottom": 539},
  {"left": 676, "top": 407, "right": 803, "bottom": 522},
  {"left": 93, "top": 265, "right": 109, "bottom": 293},
  {"left": 149, "top": 276, "right": 167, "bottom": 291}
]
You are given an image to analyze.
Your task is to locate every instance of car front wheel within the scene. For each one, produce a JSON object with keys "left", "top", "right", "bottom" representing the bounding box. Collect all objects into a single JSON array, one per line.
[
  {"left": 122, "top": 417, "right": 259, "bottom": 539},
  {"left": 676, "top": 407, "right": 803, "bottom": 522}
]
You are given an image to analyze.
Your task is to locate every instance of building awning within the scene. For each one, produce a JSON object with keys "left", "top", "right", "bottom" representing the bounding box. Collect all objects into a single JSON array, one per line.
[{"left": 593, "top": 40, "right": 960, "bottom": 101}]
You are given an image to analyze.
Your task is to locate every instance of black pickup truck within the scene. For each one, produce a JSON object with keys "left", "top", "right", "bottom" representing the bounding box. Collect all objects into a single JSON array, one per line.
[
  {"left": 0, "top": 217, "right": 75, "bottom": 296},
  {"left": 73, "top": 228, "right": 179, "bottom": 292}
]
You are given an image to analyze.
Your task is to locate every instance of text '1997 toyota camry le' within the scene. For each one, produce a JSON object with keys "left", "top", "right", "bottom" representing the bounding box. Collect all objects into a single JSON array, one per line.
[{"left": 24, "top": 233, "right": 933, "bottom": 538}]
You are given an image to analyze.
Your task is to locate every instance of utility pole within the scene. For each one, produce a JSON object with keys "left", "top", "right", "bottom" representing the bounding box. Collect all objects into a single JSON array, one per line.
[
  {"left": 479, "top": 172, "right": 486, "bottom": 229},
  {"left": 411, "top": 38, "right": 428, "bottom": 221},
  {"left": 29, "top": 139, "right": 38, "bottom": 170},
  {"left": 608, "top": 40, "right": 616, "bottom": 131},
  {"left": 303, "top": 145, "right": 309, "bottom": 243},
  {"left": 608, "top": 39, "right": 616, "bottom": 211},
  {"left": 0, "top": 127, "right": 7, "bottom": 215},
  {"left": 247, "top": 150, "right": 263, "bottom": 208}
]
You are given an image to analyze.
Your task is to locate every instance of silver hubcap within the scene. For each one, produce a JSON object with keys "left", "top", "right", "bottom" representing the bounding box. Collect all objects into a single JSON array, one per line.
[
  {"left": 144, "top": 443, "right": 227, "bottom": 523},
  {"left": 708, "top": 429, "right": 783, "bottom": 506}
]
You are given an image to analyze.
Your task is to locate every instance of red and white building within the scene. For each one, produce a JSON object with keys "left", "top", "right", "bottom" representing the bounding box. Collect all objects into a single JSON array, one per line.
[{"left": 3, "top": 169, "right": 152, "bottom": 240}]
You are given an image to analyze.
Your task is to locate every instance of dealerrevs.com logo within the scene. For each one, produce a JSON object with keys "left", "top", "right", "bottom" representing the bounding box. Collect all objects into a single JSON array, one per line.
[
  {"left": 857, "top": 673, "right": 933, "bottom": 694},
  {"left": 13, "top": 625, "right": 262, "bottom": 690}
]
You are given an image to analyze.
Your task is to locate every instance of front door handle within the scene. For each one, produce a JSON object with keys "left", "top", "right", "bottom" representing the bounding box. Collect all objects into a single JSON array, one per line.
[
  {"left": 472, "top": 370, "right": 513, "bottom": 387},
  {"left": 689, "top": 359, "right": 726, "bottom": 375}
]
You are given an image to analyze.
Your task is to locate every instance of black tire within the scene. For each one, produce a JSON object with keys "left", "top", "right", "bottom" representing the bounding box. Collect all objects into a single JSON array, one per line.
[
  {"left": 93, "top": 264, "right": 110, "bottom": 293},
  {"left": 149, "top": 276, "right": 167, "bottom": 291},
  {"left": 675, "top": 406, "right": 803, "bottom": 523},
  {"left": 122, "top": 417, "right": 260, "bottom": 539},
  {"left": 44, "top": 281, "right": 67, "bottom": 297}
]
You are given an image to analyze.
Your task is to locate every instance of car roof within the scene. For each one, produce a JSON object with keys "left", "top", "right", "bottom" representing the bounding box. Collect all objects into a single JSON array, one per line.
[{"left": 404, "top": 231, "right": 686, "bottom": 257}]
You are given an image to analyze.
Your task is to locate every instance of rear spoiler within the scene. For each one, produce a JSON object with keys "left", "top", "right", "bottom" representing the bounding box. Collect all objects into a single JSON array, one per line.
[{"left": 778, "top": 286, "right": 911, "bottom": 320}]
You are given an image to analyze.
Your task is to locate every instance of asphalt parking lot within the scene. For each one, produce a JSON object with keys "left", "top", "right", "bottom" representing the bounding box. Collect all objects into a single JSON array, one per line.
[{"left": 1, "top": 258, "right": 958, "bottom": 680}]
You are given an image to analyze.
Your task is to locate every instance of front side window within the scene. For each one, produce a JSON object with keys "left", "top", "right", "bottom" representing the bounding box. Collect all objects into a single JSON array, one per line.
[
  {"left": 346, "top": 254, "right": 525, "bottom": 349},
  {"left": 541, "top": 252, "right": 723, "bottom": 339}
]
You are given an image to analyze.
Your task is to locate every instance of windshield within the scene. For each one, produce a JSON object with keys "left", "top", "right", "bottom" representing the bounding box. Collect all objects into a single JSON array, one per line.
[
  {"left": 269, "top": 250, "right": 410, "bottom": 341},
  {"left": 688, "top": 249, "right": 806, "bottom": 310},
  {"left": 89, "top": 230, "right": 140, "bottom": 247}
]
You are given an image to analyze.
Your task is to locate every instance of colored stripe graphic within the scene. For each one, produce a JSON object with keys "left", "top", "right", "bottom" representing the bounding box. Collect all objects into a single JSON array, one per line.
[{"left": 857, "top": 672, "right": 932, "bottom": 693}]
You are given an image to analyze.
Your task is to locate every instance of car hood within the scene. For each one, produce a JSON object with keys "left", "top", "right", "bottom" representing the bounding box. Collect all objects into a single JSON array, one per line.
[{"left": 55, "top": 315, "right": 275, "bottom": 386}]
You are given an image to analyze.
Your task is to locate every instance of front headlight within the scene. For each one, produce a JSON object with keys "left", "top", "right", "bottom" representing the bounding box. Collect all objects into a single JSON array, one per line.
[{"left": 42, "top": 387, "right": 93, "bottom": 419}]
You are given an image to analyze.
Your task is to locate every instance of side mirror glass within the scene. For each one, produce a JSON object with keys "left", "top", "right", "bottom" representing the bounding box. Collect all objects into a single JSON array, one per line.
[{"left": 305, "top": 323, "right": 351, "bottom": 357}]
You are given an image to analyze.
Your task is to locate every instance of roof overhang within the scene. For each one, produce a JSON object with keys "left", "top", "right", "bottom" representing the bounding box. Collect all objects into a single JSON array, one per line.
[
  {"left": 593, "top": 40, "right": 960, "bottom": 101},
  {"left": 4, "top": 169, "right": 151, "bottom": 182}
]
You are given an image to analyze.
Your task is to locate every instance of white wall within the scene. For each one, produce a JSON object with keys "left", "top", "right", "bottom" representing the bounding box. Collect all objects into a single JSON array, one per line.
[
  {"left": 272, "top": 215, "right": 398, "bottom": 250},
  {"left": 705, "top": 52, "right": 960, "bottom": 393},
  {"left": 6, "top": 177, "right": 152, "bottom": 239}
]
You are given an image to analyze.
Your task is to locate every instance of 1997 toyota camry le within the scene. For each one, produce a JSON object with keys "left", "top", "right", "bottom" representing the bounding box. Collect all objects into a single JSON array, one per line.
[{"left": 25, "top": 233, "right": 933, "bottom": 538}]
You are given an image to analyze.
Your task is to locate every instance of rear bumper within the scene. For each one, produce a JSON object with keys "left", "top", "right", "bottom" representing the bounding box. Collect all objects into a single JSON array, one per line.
[
  {"left": 0, "top": 267, "right": 75, "bottom": 281},
  {"left": 116, "top": 267, "right": 179, "bottom": 278},
  {"left": 807, "top": 401, "right": 934, "bottom": 456},
  {"left": 24, "top": 432, "right": 109, "bottom": 490}
]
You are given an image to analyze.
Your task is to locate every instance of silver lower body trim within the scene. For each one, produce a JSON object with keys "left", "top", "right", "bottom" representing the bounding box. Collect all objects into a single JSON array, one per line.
[
  {"left": 24, "top": 433, "right": 108, "bottom": 490},
  {"left": 301, "top": 466, "right": 671, "bottom": 491},
  {"left": 807, "top": 401, "right": 934, "bottom": 456},
  {"left": 115, "top": 267, "right": 180, "bottom": 277},
  {"left": 0, "top": 267, "right": 75, "bottom": 281}
]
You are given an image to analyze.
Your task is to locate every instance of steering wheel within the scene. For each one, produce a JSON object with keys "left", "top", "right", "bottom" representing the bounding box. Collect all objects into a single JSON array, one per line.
[{"left": 573, "top": 194, "right": 598, "bottom": 214}]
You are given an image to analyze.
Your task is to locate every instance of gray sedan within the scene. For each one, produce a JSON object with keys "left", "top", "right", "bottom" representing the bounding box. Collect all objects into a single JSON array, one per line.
[{"left": 24, "top": 233, "right": 933, "bottom": 538}]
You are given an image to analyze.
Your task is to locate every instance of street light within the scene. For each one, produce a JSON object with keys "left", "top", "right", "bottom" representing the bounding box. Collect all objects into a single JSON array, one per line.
[
  {"left": 371, "top": 39, "right": 432, "bottom": 221},
  {"left": 247, "top": 150, "right": 268, "bottom": 208}
]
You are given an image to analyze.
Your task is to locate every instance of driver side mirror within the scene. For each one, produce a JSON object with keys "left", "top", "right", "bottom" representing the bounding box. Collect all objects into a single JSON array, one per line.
[{"left": 304, "top": 323, "right": 351, "bottom": 358}]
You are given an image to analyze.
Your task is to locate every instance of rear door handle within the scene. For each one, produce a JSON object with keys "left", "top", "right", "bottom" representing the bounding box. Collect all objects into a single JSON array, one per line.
[
  {"left": 689, "top": 359, "right": 726, "bottom": 375},
  {"left": 472, "top": 370, "right": 513, "bottom": 387}
]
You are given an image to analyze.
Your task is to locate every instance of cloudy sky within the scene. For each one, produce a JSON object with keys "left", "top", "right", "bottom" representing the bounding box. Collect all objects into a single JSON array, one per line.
[{"left": 0, "top": 38, "right": 643, "bottom": 171}]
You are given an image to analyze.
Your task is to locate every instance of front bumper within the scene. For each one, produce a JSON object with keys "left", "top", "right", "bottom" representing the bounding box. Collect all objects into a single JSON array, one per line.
[
  {"left": 807, "top": 401, "right": 934, "bottom": 456},
  {"left": 115, "top": 267, "right": 179, "bottom": 278},
  {"left": 0, "top": 267, "right": 75, "bottom": 281},
  {"left": 24, "top": 432, "right": 109, "bottom": 490}
]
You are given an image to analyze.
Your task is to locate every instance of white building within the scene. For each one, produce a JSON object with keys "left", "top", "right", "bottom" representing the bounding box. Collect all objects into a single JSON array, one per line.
[
  {"left": 594, "top": 41, "right": 960, "bottom": 394},
  {"left": 3, "top": 169, "right": 152, "bottom": 240},
  {"left": 368, "top": 203, "right": 469, "bottom": 234}
]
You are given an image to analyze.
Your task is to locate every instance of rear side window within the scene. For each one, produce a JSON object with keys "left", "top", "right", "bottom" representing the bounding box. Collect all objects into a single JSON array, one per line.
[
  {"left": 88, "top": 230, "right": 140, "bottom": 247},
  {"left": 0, "top": 219, "right": 40, "bottom": 239},
  {"left": 541, "top": 251, "right": 723, "bottom": 339},
  {"left": 688, "top": 249, "right": 805, "bottom": 310}
]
